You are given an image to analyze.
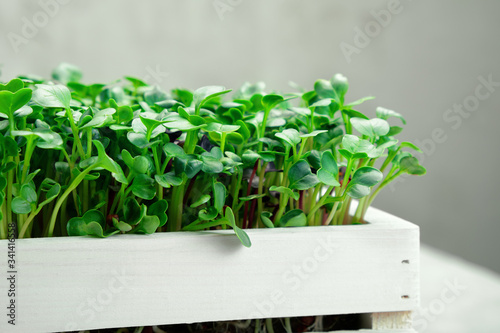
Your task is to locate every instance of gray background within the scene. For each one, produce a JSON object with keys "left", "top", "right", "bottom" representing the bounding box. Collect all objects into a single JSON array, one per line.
[{"left": 1, "top": 0, "right": 499, "bottom": 273}]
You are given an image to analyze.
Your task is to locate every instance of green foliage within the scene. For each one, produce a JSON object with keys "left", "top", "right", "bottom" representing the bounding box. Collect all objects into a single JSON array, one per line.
[
  {"left": 0, "top": 64, "right": 424, "bottom": 246},
  {"left": 288, "top": 160, "right": 319, "bottom": 190}
]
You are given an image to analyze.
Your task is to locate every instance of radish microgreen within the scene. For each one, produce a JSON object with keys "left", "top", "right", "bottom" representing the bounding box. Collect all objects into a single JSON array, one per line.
[{"left": 0, "top": 64, "right": 425, "bottom": 247}]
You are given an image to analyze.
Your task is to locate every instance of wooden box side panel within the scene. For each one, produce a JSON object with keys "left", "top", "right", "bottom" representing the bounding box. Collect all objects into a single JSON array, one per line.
[{"left": 0, "top": 208, "right": 419, "bottom": 332}]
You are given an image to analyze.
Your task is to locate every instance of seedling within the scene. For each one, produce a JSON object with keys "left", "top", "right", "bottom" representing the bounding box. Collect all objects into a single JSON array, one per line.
[{"left": 0, "top": 65, "right": 425, "bottom": 249}]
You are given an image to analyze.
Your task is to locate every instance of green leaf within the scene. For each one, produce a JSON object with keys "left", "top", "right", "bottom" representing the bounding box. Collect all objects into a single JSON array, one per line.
[
  {"left": 123, "top": 198, "right": 143, "bottom": 225},
  {"left": 269, "top": 186, "right": 299, "bottom": 201},
  {"left": 0, "top": 120, "right": 8, "bottom": 130},
  {"left": 346, "top": 184, "right": 371, "bottom": 199},
  {"left": 257, "top": 151, "right": 277, "bottom": 163},
  {"left": 54, "top": 162, "right": 70, "bottom": 183},
  {"left": 260, "top": 212, "right": 274, "bottom": 228},
  {"left": 155, "top": 99, "right": 185, "bottom": 110},
  {"left": 377, "top": 138, "right": 399, "bottom": 150},
  {"left": 376, "top": 107, "right": 406, "bottom": 125},
  {"left": 280, "top": 209, "right": 307, "bottom": 227},
  {"left": 239, "top": 193, "right": 267, "bottom": 202},
  {"left": 309, "top": 99, "right": 332, "bottom": 108},
  {"left": 299, "top": 130, "right": 328, "bottom": 138},
  {"left": 225, "top": 207, "right": 251, "bottom": 248},
  {"left": 14, "top": 105, "right": 33, "bottom": 118},
  {"left": 350, "top": 118, "right": 390, "bottom": 138},
  {"left": 201, "top": 155, "right": 223, "bottom": 174},
  {"left": 205, "top": 122, "right": 240, "bottom": 133},
  {"left": 235, "top": 120, "right": 251, "bottom": 140},
  {"left": 341, "top": 134, "right": 374, "bottom": 158},
  {"left": 33, "top": 129, "right": 64, "bottom": 150},
  {"left": 242, "top": 150, "right": 260, "bottom": 166},
  {"left": 224, "top": 107, "right": 243, "bottom": 122},
  {"left": 288, "top": 160, "right": 319, "bottom": 190},
  {"left": 387, "top": 126, "right": 403, "bottom": 136},
  {"left": 113, "top": 218, "right": 132, "bottom": 232},
  {"left": 11, "top": 197, "right": 32, "bottom": 214},
  {"left": 131, "top": 215, "right": 160, "bottom": 234},
  {"left": 132, "top": 156, "right": 150, "bottom": 174},
  {"left": 67, "top": 82, "right": 87, "bottom": 96},
  {"left": 139, "top": 113, "right": 168, "bottom": 139},
  {"left": 155, "top": 172, "right": 182, "bottom": 188},
  {"left": 262, "top": 94, "right": 284, "bottom": 111},
  {"left": 213, "top": 182, "right": 226, "bottom": 214},
  {"left": 72, "top": 166, "right": 101, "bottom": 180},
  {"left": 223, "top": 151, "right": 243, "bottom": 167},
  {"left": 259, "top": 137, "right": 283, "bottom": 151},
  {"left": 20, "top": 184, "right": 37, "bottom": 204},
  {"left": 190, "top": 194, "right": 211, "bottom": 208},
  {"left": 38, "top": 181, "right": 60, "bottom": 207},
  {"left": 193, "top": 86, "right": 231, "bottom": 109},
  {"left": 330, "top": 73, "right": 348, "bottom": 104},
  {"left": 127, "top": 132, "right": 154, "bottom": 149},
  {"left": 32, "top": 84, "right": 71, "bottom": 109},
  {"left": 341, "top": 109, "right": 369, "bottom": 120},
  {"left": 115, "top": 104, "right": 134, "bottom": 124},
  {"left": 80, "top": 107, "right": 116, "bottom": 129},
  {"left": 0, "top": 91, "right": 14, "bottom": 118},
  {"left": 226, "top": 132, "right": 244, "bottom": 145},
  {"left": 184, "top": 157, "right": 203, "bottom": 179},
  {"left": 275, "top": 128, "right": 301, "bottom": 147},
  {"left": 317, "top": 151, "right": 340, "bottom": 187},
  {"left": 400, "top": 142, "right": 423, "bottom": 153},
  {"left": 163, "top": 142, "right": 187, "bottom": 157},
  {"left": 147, "top": 200, "right": 168, "bottom": 227},
  {"left": 399, "top": 156, "right": 426, "bottom": 175},
  {"left": 12, "top": 88, "right": 32, "bottom": 112},
  {"left": 306, "top": 150, "right": 322, "bottom": 170},
  {"left": 199, "top": 206, "right": 218, "bottom": 221},
  {"left": 0, "top": 78, "right": 25, "bottom": 93},
  {"left": 3, "top": 136, "right": 18, "bottom": 157},
  {"left": 52, "top": 63, "right": 82, "bottom": 84},
  {"left": 11, "top": 128, "right": 61, "bottom": 149},
  {"left": 67, "top": 209, "right": 118, "bottom": 238},
  {"left": 125, "top": 76, "right": 148, "bottom": 89},
  {"left": 314, "top": 79, "right": 336, "bottom": 99},
  {"left": 24, "top": 169, "right": 41, "bottom": 184},
  {"left": 393, "top": 152, "right": 413, "bottom": 167},
  {"left": 131, "top": 174, "right": 156, "bottom": 200},
  {"left": 347, "top": 96, "right": 375, "bottom": 107},
  {"left": 350, "top": 167, "right": 383, "bottom": 187},
  {"left": 88, "top": 83, "right": 106, "bottom": 99},
  {"left": 1, "top": 162, "right": 16, "bottom": 173},
  {"left": 162, "top": 113, "right": 206, "bottom": 131},
  {"left": 144, "top": 86, "right": 168, "bottom": 106},
  {"left": 93, "top": 140, "right": 128, "bottom": 184},
  {"left": 171, "top": 89, "right": 193, "bottom": 106}
]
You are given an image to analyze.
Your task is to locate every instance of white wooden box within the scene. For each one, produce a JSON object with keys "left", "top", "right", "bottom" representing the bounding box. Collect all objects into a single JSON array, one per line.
[{"left": 0, "top": 206, "right": 419, "bottom": 333}]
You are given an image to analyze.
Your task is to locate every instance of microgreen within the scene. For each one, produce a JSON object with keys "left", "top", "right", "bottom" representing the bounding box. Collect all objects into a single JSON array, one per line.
[{"left": 0, "top": 64, "right": 424, "bottom": 247}]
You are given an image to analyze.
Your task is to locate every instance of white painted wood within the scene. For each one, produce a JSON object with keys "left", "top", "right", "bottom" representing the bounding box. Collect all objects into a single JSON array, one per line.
[
  {"left": 0, "top": 206, "right": 419, "bottom": 333},
  {"left": 330, "top": 328, "right": 417, "bottom": 333}
]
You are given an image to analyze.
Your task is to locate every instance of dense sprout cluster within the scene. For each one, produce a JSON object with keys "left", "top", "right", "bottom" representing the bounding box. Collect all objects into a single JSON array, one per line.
[{"left": 0, "top": 63, "right": 425, "bottom": 246}]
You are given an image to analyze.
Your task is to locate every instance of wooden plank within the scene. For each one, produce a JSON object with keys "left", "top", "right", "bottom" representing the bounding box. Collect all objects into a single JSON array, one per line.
[
  {"left": 329, "top": 328, "right": 417, "bottom": 333},
  {"left": 0, "top": 206, "right": 419, "bottom": 332}
]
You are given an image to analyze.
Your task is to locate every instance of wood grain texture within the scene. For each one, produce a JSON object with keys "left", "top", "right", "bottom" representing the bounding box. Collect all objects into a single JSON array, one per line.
[{"left": 0, "top": 206, "right": 419, "bottom": 333}]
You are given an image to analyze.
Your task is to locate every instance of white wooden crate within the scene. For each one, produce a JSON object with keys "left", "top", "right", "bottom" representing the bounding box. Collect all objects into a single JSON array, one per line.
[{"left": 0, "top": 206, "right": 419, "bottom": 333}]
